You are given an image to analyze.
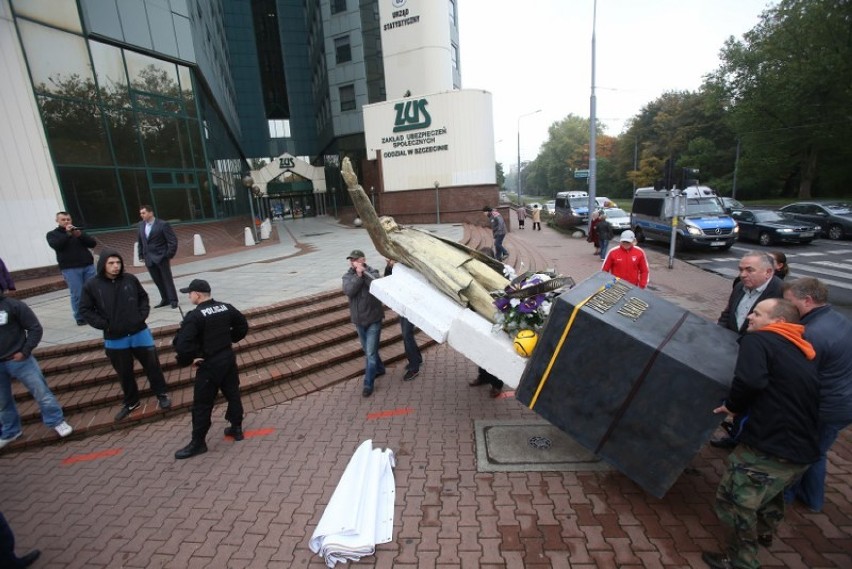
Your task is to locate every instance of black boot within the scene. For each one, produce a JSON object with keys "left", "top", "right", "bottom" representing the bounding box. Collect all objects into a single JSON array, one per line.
[
  {"left": 175, "top": 439, "right": 208, "bottom": 459},
  {"left": 224, "top": 425, "right": 244, "bottom": 441}
]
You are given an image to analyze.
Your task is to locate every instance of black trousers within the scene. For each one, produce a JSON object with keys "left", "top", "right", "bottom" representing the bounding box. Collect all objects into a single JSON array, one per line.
[
  {"left": 105, "top": 347, "right": 168, "bottom": 406},
  {"left": 477, "top": 367, "right": 504, "bottom": 389},
  {"left": 191, "top": 350, "right": 243, "bottom": 442},
  {"left": 0, "top": 512, "right": 25, "bottom": 568},
  {"left": 147, "top": 260, "right": 177, "bottom": 304}
]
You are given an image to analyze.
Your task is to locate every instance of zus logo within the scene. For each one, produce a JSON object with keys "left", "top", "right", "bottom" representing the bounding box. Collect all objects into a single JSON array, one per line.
[
  {"left": 392, "top": 0, "right": 406, "bottom": 7},
  {"left": 392, "top": 99, "right": 431, "bottom": 133},
  {"left": 279, "top": 157, "right": 295, "bottom": 169}
]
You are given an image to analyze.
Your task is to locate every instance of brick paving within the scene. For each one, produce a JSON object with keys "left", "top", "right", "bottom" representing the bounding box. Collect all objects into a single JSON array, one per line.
[{"left": 1, "top": 211, "right": 850, "bottom": 568}]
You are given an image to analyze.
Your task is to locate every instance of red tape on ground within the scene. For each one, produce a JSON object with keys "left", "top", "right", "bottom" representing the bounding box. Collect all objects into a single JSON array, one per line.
[
  {"left": 367, "top": 407, "right": 414, "bottom": 420},
  {"left": 62, "top": 448, "right": 122, "bottom": 465},
  {"left": 225, "top": 428, "right": 275, "bottom": 440}
]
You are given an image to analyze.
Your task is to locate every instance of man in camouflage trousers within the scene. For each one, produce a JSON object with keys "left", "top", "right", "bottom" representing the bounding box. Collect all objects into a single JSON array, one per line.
[{"left": 702, "top": 298, "right": 820, "bottom": 569}]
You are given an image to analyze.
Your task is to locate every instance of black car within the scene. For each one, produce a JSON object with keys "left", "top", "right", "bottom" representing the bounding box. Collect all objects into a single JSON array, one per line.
[
  {"left": 731, "top": 209, "right": 819, "bottom": 245},
  {"left": 779, "top": 201, "right": 852, "bottom": 240}
]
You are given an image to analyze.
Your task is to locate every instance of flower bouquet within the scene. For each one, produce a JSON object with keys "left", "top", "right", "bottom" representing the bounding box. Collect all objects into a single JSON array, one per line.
[{"left": 492, "top": 270, "right": 574, "bottom": 335}]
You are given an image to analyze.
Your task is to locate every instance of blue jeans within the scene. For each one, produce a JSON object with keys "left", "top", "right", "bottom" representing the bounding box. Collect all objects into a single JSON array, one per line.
[
  {"left": 355, "top": 321, "right": 385, "bottom": 389},
  {"left": 599, "top": 240, "right": 610, "bottom": 260},
  {"left": 494, "top": 234, "right": 508, "bottom": 258},
  {"left": 0, "top": 356, "right": 65, "bottom": 439},
  {"left": 61, "top": 264, "right": 96, "bottom": 322},
  {"left": 400, "top": 317, "right": 422, "bottom": 372},
  {"left": 785, "top": 420, "right": 850, "bottom": 511}
]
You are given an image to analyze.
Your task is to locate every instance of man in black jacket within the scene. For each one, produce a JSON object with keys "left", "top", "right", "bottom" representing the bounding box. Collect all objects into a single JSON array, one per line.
[
  {"left": 45, "top": 211, "right": 97, "bottom": 325},
  {"left": 718, "top": 251, "right": 784, "bottom": 335},
  {"left": 79, "top": 250, "right": 170, "bottom": 421},
  {"left": 702, "top": 298, "right": 820, "bottom": 569},
  {"left": 138, "top": 205, "right": 179, "bottom": 309},
  {"left": 172, "top": 279, "right": 249, "bottom": 459}
]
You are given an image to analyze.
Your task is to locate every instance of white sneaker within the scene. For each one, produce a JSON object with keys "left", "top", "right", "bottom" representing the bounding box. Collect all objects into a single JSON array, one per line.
[
  {"left": 0, "top": 432, "right": 23, "bottom": 449},
  {"left": 54, "top": 421, "right": 73, "bottom": 438}
]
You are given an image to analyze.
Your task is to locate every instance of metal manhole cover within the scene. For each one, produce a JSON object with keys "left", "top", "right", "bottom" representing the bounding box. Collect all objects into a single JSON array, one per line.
[{"left": 474, "top": 419, "right": 610, "bottom": 473}]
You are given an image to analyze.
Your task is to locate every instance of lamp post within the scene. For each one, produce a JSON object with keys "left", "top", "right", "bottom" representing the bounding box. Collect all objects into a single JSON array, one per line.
[
  {"left": 587, "top": 0, "right": 598, "bottom": 234},
  {"left": 517, "top": 109, "right": 542, "bottom": 205},
  {"left": 241, "top": 175, "right": 260, "bottom": 244},
  {"left": 434, "top": 181, "right": 440, "bottom": 224},
  {"left": 331, "top": 187, "right": 338, "bottom": 218}
]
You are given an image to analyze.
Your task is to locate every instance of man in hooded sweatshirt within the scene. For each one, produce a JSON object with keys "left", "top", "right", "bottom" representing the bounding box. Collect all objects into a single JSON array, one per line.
[
  {"left": 702, "top": 298, "right": 820, "bottom": 569},
  {"left": 79, "top": 249, "right": 171, "bottom": 421}
]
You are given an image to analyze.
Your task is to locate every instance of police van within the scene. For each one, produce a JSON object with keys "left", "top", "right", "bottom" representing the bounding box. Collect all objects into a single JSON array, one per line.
[
  {"left": 553, "top": 191, "right": 591, "bottom": 229},
  {"left": 630, "top": 186, "right": 738, "bottom": 251}
]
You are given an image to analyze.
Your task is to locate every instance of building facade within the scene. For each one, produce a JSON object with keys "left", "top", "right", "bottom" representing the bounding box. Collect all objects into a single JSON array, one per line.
[{"left": 0, "top": 0, "right": 463, "bottom": 271}]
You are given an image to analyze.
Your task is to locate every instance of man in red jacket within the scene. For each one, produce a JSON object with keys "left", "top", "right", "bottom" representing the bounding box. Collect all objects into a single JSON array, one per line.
[{"left": 601, "top": 230, "right": 649, "bottom": 288}]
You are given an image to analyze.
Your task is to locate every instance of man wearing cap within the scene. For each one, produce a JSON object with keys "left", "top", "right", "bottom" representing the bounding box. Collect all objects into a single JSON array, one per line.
[
  {"left": 342, "top": 250, "right": 385, "bottom": 397},
  {"left": 172, "top": 279, "right": 249, "bottom": 459},
  {"left": 482, "top": 207, "right": 509, "bottom": 260},
  {"left": 79, "top": 250, "right": 171, "bottom": 421},
  {"left": 601, "top": 230, "right": 649, "bottom": 288}
]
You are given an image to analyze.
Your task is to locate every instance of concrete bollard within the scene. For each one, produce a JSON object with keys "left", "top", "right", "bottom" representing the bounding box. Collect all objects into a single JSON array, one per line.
[
  {"left": 260, "top": 219, "right": 271, "bottom": 239},
  {"left": 193, "top": 234, "right": 206, "bottom": 256},
  {"left": 244, "top": 227, "right": 255, "bottom": 246},
  {"left": 133, "top": 242, "right": 144, "bottom": 267}
]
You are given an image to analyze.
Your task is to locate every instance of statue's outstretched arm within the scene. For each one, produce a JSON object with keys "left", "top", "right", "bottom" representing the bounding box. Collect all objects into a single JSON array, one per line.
[{"left": 341, "top": 157, "right": 397, "bottom": 259}]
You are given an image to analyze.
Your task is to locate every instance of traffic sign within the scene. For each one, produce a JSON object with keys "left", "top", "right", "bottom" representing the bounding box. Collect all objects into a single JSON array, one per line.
[{"left": 574, "top": 169, "right": 590, "bottom": 179}]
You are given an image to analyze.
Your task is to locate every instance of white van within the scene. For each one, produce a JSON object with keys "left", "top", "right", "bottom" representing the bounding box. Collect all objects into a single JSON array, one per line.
[{"left": 630, "top": 186, "right": 738, "bottom": 251}]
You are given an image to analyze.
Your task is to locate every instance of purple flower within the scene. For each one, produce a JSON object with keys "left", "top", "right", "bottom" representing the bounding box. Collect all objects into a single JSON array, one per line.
[{"left": 494, "top": 297, "right": 511, "bottom": 312}]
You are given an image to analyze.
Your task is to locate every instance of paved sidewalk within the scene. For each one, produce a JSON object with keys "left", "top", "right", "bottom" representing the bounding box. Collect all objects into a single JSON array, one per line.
[{"left": 2, "top": 213, "right": 850, "bottom": 568}]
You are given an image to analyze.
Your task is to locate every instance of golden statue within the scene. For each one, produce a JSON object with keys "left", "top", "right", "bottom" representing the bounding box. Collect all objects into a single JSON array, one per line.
[{"left": 341, "top": 157, "right": 509, "bottom": 322}]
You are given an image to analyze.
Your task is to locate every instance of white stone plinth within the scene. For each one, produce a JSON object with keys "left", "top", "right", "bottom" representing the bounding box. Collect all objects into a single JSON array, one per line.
[{"left": 193, "top": 234, "right": 206, "bottom": 256}]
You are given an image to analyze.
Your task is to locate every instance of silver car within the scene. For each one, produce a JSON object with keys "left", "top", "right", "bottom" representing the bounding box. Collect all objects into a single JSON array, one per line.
[{"left": 602, "top": 207, "right": 630, "bottom": 232}]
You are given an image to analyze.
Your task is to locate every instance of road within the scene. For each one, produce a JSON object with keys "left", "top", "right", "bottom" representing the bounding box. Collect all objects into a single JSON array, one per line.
[{"left": 659, "top": 239, "right": 852, "bottom": 319}]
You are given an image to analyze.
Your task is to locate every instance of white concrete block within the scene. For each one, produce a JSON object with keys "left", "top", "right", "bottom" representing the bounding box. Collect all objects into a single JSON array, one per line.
[
  {"left": 447, "top": 309, "right": 526, "bottom": 389},
  {"left": 244, "top": 227, "right": 255, "bottom": 246},
  {"left": 260, "top": 219, "right": 271, "bottom": 239},
  {"left": 369, "top": 264, "right": 464, "bottom": 342},
  {"left": 193, "top": 234, "right": 206, "bottom": 256},
  {"left": 133, "top": 242, "right": 143, "bottom": 267}
]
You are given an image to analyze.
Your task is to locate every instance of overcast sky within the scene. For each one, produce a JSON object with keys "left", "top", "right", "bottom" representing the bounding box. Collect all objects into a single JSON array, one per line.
[{"left": 457, "top": 0, "right": 773, "bottom": 170}]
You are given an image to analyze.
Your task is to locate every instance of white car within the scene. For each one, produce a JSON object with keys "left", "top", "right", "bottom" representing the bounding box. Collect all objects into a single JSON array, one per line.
[
  {"left": 602, "top": 207, "right": 630, "bottom": 232},
  {"left": 525, "top": 202, "right": 542, "bottom": 214},
  {"left": 544, "top": 200, "right": 556, "bottom": 213},
  {"left": 595, "top": 196, "right": 617, "bottom": 209}
]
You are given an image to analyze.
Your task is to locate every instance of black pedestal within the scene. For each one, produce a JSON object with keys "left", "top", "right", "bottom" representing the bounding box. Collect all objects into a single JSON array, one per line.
[{"left": 515, "top": 271, "right": 738, "bottom": 497}]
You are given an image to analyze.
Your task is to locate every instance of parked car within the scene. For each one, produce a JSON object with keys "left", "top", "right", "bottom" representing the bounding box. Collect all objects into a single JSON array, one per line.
[
  {"left": 730, "top": 209, "right": 819, "bottom": 245},
  {"left": 543, "top": 200, "right": 556, "bottom": 214},
  {"left": 779, "top": 201, "right": 852, "bottom": 240},
  {"left": 720, "top": 197, "right": 744, "bottom": 214},
  {"left": 525, "top": 202, "right": 543, "bottom": 214},
  {"left": 601, "top": 207, "right": 630, "bottom": 232}
]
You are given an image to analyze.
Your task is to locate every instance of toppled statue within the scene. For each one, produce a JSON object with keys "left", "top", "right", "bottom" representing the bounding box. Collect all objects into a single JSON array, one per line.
[{"left": 341, "top": 157, "right": 509, "bottom": 322}]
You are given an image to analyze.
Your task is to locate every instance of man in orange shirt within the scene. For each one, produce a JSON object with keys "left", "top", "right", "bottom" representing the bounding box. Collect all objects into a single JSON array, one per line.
[{"left": 601, "top": 230, "right": 649, "bottom": 288}]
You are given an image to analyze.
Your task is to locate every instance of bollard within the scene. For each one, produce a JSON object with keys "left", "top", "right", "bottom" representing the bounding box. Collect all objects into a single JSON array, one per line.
[
  {"left": 244, "top": 227, "right": 255, "bottom": 246},
  {"left": 193, "top": 234, "right": 206, "bottom": 256},
  {"left": 260, "top": 220, "right": 271, "bottom": 239},
  {"left": 133, "top": 242, "right": 144, "bottom": 267}
]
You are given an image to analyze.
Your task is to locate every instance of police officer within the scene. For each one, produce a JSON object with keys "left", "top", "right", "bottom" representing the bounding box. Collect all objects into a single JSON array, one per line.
[{"left": 172, "top": 279, "right": 249, "bottom": 460}]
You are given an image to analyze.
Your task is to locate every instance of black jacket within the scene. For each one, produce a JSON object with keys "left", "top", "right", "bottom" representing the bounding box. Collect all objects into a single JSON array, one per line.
[
  {"left": 726, "top": 330, "right": 820, "bottom": 464},
  {"left": 0, "top": 294, "right": 42, "bottom": 360},
  {"left": 173, "top": 298, "right": 248, "bottom": 366},
  {"left": 718, "top": 276, "right": 784, "bottom": 334},
  {"left": 79, "top": 249, "right": 150, "bottom": 340},
  {"left": 46, "top": 226, "right": 96, "bottom": 269}
]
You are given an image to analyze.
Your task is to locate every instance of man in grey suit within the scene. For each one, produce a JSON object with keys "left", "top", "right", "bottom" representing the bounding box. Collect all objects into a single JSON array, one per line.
[
  {"left": 718, "top": 251, "right": 784, "bottom": 335},
  {"left": 138, "top": 205, "right": 179, "bottom": 309}
]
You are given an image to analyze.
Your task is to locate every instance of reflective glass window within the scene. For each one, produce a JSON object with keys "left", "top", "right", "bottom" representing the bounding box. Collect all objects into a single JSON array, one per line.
[
  {"left": 178, "top": 66, "right": 197, "bottom": 118},
  {"left": 18, "top": 20, "right": 95, "bottom": 97},
  {"left": 57, "top": 167, "right": 123, "bottom": 229},
  {"left": 339, "top": 84, "right": 356, "bottom": 112},
  {"left": 152, "top": 187, "right": 196, "bottom": 222},
  {"left": 12, "top": 0, "right": 82, "bottom": 33},
  {"left": 335, "top": 36, "right": 351, "bottom": 64},
  {"left": 103, "top": 109, "right": 144, "bottom": 166},
  {"left": 38, "top": 96, "right": 112, "bottom": 165},
  {"left": 137, "top": 113, "right": 194, "bottom": 169},
  {"left": 89, "top": 41, "right": 130, "bottom": 108},
  {"left": 331, "top": 0, "right": 346, "bottom": 14},
  {"left": 119, "top": 170, "right": 153, "bottom": 216},
  {"left": 197, "top": 172, "right": 214, "bottom": 218},
  {"left": 125, "top": 50, "right": 180, "bottom": 97},
  {"left": 186, "top": 119, "right": 205, "bottom": 168}
]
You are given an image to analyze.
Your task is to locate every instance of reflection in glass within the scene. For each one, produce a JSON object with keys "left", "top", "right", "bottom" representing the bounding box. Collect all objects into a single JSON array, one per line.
[
  {"left": 153, "top": 187, "right": 195, "bottom": 222},
  {"left": 57, "top": 167, "right": 122, "bottom": 229},
  {"left": 18, "top": 20, "right": 94, "bottom": 96},
  {"left": 125, "top": 51, "right": 179, "bottom": 96},
  {"left": 104, "top": 109, "right": 144, "bottom": 166},
  {"left": 12, "top": 0, "right": 82, "bottom": 33},
  {"left": 119, "top": 170, "right": 153, "bottom": 219},
  {"left": 89, "top": 41, "right": 130, "bottom": 108},
  {"left": 186, "top": 119, "right": 205, "bottom": 168},
  {"left": 178, "top": 66, "right": 197, "bottom": 118},
  {"left": 198, "top": 172, "right": 214, "bottom": 218},
  {"left": 138, "top": 114, "right": 194, "bottom": 169},
  {"left": 39, "top": 96, "right": 112, "bottom": 165}
]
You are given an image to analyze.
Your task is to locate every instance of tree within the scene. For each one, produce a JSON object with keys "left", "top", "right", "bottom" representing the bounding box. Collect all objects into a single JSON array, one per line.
[
  {"left": 495, "top": 162, "right": 505, "bottom": 187},
  {"left": 709, "top": 0, "right": 852, "bottom": 198}
]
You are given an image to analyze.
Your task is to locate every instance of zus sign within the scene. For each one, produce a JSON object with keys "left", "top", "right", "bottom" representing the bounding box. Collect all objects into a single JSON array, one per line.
[
  {"left": 278, "top": 157, "right": 295, "bottom": 169},
  {"left": 392, "top": 99, "right": 431, "bottom": 133}
]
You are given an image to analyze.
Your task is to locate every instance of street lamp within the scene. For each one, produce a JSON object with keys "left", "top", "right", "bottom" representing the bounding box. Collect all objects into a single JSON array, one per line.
[
  {"left": 434, "top": 181, "right": 440, "bottom": 224},
  {"left": 241, "top": 175, "right": 260, "bottom": 244},
  {"left": 517, "top": 109, "right": 541, "bottom": 204}
]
